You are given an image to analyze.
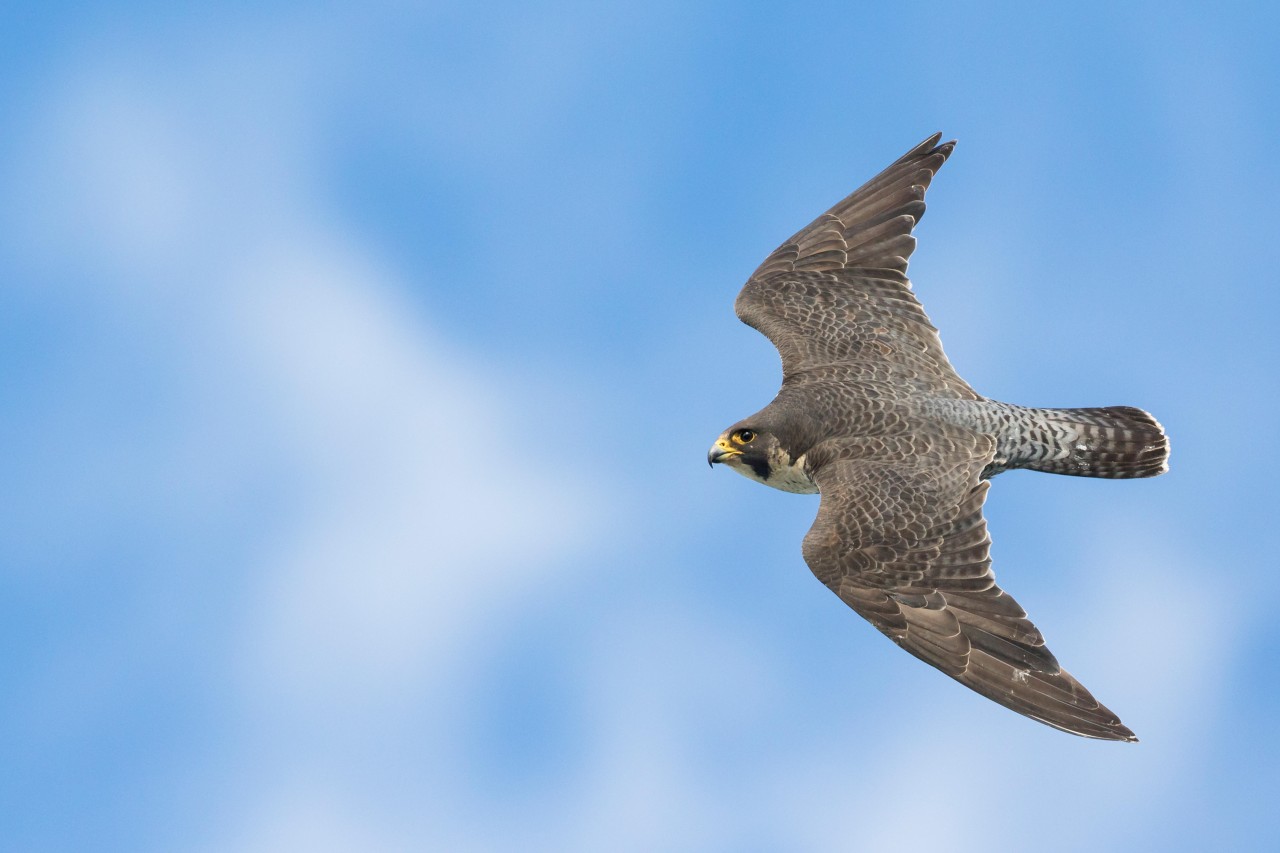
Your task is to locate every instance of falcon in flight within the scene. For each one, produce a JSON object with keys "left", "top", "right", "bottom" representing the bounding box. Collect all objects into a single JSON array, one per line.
[{"left": 708, "top": 133, "right": 1168, "bottom": 741}]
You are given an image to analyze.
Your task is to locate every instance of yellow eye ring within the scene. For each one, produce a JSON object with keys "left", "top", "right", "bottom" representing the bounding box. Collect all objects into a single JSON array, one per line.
[{"left": 735, "top": 429, "right": 756, "bottom": 444}]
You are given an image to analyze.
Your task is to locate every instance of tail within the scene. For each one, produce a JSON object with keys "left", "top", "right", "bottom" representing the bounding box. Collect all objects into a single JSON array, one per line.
[{"left": 1018, "top": 406, "right": 1170, "bottom": 479}]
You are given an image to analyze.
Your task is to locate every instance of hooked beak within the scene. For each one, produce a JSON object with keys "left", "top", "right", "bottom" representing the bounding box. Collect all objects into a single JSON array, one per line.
[{"left": 707, "top": 437, "right": 738, "bottom": 467}]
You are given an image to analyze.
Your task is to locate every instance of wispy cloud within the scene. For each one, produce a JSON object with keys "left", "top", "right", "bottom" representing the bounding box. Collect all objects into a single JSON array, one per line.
[{"left": 3, "top": 27, "right": 612, "bottom": 852}]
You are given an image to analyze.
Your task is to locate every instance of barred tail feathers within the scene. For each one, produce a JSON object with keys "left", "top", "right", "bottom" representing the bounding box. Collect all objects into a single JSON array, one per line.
[{"left": 1019, "top": 406, "right": 1170, "bottom": 479}]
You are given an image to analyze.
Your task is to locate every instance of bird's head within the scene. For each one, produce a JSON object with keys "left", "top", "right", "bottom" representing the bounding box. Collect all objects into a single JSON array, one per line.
[
  {"left": 708, "top": 426, "right": 772, "bottom": 478},
  {"left": 707, "top": 424, "right": 818, "bottom": 493}
]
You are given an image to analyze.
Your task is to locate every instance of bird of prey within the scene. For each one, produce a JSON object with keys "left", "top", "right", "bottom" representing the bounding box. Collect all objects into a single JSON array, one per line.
[{"left": 708, "top": 133, "right": 1168, "bottom": 741}]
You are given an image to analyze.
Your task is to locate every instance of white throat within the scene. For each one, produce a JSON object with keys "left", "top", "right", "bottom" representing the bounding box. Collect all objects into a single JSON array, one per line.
[{"left": 732, "top": 446, "right": 818, "bottom": 494}]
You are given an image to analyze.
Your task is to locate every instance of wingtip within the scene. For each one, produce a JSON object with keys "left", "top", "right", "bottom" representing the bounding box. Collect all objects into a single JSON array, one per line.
[
  {"left": 1076, "top": 714, "right": 1140, "bottom": 743},
  {"left": 909, "top": 132, "right": 956, "bottom": 165},
  {"left": 1105, "top": 721, "right": 1140, "bottom": 743},
  {"left": 898, "top": 132, "right": 951, "bottom": 165},
  {"left": 1040, "top": 715, "right": 1139, "bottom": 743}
]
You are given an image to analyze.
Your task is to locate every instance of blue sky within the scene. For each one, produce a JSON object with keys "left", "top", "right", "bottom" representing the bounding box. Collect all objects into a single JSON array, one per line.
[{"left": 2, "top": 2, "right": 1278, "bottom": 851}]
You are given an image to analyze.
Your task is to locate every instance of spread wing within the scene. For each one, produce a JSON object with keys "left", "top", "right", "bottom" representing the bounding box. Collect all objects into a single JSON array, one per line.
[
  {"left": 735, "top": 133, "right": 975, "bottom": 395},
  {"left": 802, "top": 437, "right": 1137, "bottom": 741}
]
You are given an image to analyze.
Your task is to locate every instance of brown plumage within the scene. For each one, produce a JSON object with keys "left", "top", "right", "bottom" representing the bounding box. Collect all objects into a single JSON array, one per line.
[{"left": 708, "top": 133, "right": 1169, "bottom": 741}]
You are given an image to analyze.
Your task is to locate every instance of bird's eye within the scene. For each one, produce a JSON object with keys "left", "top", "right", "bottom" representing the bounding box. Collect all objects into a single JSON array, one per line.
[{"left": 736, "top": 429, "right": 756, "bottom": 444}]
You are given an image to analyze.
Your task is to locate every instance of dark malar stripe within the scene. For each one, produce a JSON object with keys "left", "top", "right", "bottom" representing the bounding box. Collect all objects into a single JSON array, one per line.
[{"left": 746, "top": 457, "right": 772, "bottom": 481}]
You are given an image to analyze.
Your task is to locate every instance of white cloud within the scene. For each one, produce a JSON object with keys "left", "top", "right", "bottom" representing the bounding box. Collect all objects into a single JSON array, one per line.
[
  {"left": 230, "top": 236, "right": 598, "bottom": 706},
  {"left": 5, "top": 73, "right": 197, "bottom": 279},
  {"left": 6, "top": 32, "right": 611, "bottom": 852}
]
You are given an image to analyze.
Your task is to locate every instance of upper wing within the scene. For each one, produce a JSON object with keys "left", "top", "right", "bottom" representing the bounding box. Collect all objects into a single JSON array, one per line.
[
  {"left": 802, "top": 440, "right": 1137, "bottom": 741},
  {"left": 735, "top": 134, "right": 974, "bottom": 394}
]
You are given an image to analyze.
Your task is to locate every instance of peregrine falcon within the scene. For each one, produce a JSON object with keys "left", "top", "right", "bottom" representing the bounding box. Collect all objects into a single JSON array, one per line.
[{"left": 708, "top": 133, "right": 1168, "bottom": 741}]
